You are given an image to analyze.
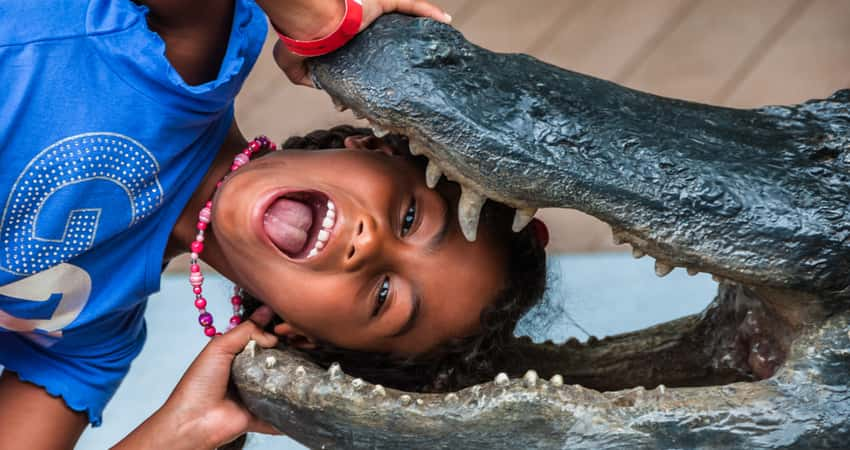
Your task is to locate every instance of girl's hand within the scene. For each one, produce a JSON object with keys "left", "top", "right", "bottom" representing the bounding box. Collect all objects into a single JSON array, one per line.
[
  {"left": 114, "top": 306, "right": 281, "bottom": 450},
  {"left": 274, "top": 0, "right": 452, "bottom": 86},
  {"left": 359, "top": 0, "right": 452, "bottom": 32}
]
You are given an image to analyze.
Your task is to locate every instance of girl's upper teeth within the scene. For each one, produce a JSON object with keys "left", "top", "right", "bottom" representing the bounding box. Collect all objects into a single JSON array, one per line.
[{"left": 308, "top": 200, "right": 336, "bottom": 257}]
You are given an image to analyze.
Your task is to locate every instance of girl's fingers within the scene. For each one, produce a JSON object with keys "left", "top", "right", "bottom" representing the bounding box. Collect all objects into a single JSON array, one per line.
[
  {"left": 247, "top": 304, "right": 275, "bottom": 327},
  {"left": 211, "top": 307, "right": 278, "bottom": 355},
  {"left": 273, "top": 42, "right": 314, "bottom": 87},
  {"left": 391, "top": 0, "right": 451, "bottom": 23},
  {"left": 272, "top": 1, "right": 451, "bottom": 88}
]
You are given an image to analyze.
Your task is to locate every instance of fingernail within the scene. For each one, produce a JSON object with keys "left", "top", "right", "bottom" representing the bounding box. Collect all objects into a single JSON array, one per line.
[{"left": 443, "top": 12, "right": 452, "bottom": 23}]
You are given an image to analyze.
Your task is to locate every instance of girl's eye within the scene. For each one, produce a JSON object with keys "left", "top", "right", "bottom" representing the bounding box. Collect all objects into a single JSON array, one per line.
[
  {"left": 401, "top": 199, "right": 416, "bottom": 236},
  {"left": 373, "top": 276, "right": 390, "bottom": 317}
]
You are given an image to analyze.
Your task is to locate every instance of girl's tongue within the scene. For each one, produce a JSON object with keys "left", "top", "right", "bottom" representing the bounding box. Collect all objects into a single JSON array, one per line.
[{"left": 263, "top": 198, "right": 313, "bottom": 255}]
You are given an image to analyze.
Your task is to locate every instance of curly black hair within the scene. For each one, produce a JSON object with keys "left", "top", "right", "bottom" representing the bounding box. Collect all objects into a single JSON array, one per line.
[{"left": 243, "top": 125, "right": 547, "bottom": 393}]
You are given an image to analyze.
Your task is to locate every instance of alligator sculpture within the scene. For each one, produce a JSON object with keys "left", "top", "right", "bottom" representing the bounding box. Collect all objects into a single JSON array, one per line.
[{"left": 232, "top": 15, "right": 850, "bottom": 449}]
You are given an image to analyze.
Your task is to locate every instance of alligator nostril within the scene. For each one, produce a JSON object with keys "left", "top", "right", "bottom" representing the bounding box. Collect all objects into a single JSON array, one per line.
[
  {"left": 357, "top": 221, "right": 364, "bottom": 235},
  {"left": 347, "top": 246, "right": 356, "bottom": 259}
]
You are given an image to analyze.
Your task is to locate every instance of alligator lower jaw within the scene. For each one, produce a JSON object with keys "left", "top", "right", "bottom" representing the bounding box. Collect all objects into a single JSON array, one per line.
[{"left": 233, "top": 281, "right": 847, "bottom": 449}]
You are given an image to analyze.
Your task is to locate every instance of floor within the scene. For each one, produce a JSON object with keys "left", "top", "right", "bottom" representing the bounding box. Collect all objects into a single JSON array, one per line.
[{"left": 233, "top": 0, "right": 850, "bottom": 254}]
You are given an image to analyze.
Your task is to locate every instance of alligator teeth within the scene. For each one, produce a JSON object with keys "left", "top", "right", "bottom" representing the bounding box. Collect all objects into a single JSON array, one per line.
[
  {"left": 294, "top": 365, "right": 307, "bottom": 377},
  {"left": 612, "top": 232, "right": 625, "bottom": 245},
  {"left": 327, "top": 362, "right": 343, "bottom": 381},
  {"left": 264, "top": 356, "right": 277, "bottom": 368},
  {"left": 400, "top": 394, "right": 412, "bottom": 406},
  {"left": 458, "top": 186, "right": 487, "bottom": 241},
  {"left": 444, "top": 393, "right": 459, "bottom": 403},
  {"left": 655, "top": 261, "right": 674, "bottom": 277},
  {"left": 632, "top": 248, "right": 645, "bottom": 259},
  {"left": 371, "top": 124, "right": 390, "bottom": 137},
  {"left": 687, "top": 267, "right": 698, "bottom": 276},
  {"left": 408, "top": 141, "right": 425, "bottom": 156},
  {"left": 494, "top": 372, "right": 510, "bottom": 387},
  {"left": 512, "top": 208, "right": 537, "bottom": 232},
  {"left": 244, "top": 340, "right": 257, "bottom": 357},
  {"left": 371, "top": 384, "right": 386, "bottom": 397},
  {"left": 351, "top": 378, "right": 365, "bottom": 390},
  {"left": 331, "top": 98, "right": 348, "bottom": 112},
  {"left": 425, "top": 160, "right": 442, "bottom": 188},
  {"left": 523, "top": 370, "right": 539, "bottom": 388},
  {"left": 550, "top": 374, "right": 564, "bottom": 387}
]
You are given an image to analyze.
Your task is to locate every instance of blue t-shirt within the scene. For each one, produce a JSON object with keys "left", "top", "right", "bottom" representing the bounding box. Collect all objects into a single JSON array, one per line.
[{"left": 0, "top": 0, "right": 267, "bottom": 425}]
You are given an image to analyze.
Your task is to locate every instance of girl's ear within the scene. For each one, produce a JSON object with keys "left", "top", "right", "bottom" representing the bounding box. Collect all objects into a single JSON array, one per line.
[
  {"left": 343, "top": 135, "right": 400, "bottom": 156},
  {"left": 272, "top": 322, "right": 318, "bottom": 350}
]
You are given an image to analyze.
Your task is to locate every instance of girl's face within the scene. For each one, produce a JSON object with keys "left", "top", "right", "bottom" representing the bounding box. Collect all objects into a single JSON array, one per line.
[{"left": 211, "top": 137, "right": 508, "bottom": 355}]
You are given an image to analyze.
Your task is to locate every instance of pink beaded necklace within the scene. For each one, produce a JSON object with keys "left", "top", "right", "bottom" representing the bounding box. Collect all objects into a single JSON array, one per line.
[{"left": 188, "top": 136, "right": 278, "bottom": 337}]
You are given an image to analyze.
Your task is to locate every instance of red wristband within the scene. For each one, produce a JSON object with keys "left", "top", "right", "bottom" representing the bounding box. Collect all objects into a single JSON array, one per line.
[{"left": 275, "top": 0, "right": 364, "bottom": 57}]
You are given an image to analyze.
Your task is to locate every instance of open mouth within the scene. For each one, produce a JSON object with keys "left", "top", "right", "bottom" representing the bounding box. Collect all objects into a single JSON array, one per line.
[
  {"left": 320, "top": 111, "right": 796, "bottom": 386},
  {"left": 262, "top": 190, "right": 336, "bottom": 259}
]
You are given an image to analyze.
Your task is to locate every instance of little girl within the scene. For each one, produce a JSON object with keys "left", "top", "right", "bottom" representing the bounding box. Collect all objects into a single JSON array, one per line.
[
  {"left": 0, "top": 0, "right": 455, "bottom": 448},
  {"left": 117, "top": 125, "right": 549, "bottom": 448}
]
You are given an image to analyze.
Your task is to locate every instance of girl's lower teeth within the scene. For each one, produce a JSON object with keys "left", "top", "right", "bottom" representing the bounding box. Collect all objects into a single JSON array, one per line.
[{"left": 307, "top": 200, "right": 336, "bottom": 257}]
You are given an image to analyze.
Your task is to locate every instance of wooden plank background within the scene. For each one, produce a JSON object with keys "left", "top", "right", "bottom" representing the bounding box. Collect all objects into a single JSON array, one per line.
[{"left": 235, "top": 0, "right": 850, "bottom": 254}]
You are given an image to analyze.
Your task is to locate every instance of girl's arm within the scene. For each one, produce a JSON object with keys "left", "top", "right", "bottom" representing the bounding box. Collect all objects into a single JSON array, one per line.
[
  {"left": 113, "top": 307, "right": 280, "bottom": 450},
  {"left": 258, "top": 0, "right": 450, "bottom": 40},
  {"left": 266, "top": 0, "right": 452, "bottom": 86},
  {"left": 141, "top": 0, "right": 450, "bottom": 86},
  {"left": 0, "top": 372, "right": 89, "bottom": 450},
  {"left": 141, "top": 0, "right": 237, "bottom": 86},
  {"left": 0, "top": 307, "right": 277, "bottom": 450}
]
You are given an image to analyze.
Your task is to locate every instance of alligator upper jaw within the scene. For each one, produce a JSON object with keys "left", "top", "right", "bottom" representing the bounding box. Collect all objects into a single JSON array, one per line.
[{"left": 310, "top": 14, "right": 850, "bottom": 299}]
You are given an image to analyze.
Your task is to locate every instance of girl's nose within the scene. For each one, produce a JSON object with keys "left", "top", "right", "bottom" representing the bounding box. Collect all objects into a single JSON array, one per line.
[{"left": 344, "top": 215, "right": 380, "bottom": 271}]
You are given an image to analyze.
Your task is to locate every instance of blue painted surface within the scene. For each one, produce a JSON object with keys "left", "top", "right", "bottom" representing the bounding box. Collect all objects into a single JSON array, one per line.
[{"left": 77, "top": 252, "right": 716, "bottom": 449}]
